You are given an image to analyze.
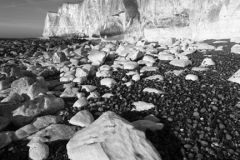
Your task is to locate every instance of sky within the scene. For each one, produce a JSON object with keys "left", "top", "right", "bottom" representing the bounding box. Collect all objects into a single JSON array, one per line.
[{"left": 0, "top": 0, "right": 80, "bottom": 38}]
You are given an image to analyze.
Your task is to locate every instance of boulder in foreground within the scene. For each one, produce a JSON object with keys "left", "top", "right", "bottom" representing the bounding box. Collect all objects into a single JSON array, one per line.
[{"left": 67, "top": 111, "right": 162, "bottom": 160}]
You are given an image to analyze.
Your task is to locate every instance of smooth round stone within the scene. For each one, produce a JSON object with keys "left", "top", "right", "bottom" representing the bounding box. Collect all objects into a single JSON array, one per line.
[
  {"left": 132, "top": 101, "right": 155, "bottom": 111},
  {"left": 167, "top": 117, "right": 173, "bottom": 121},
  {"left": 132, "top": 120, "right": 164, "bottom": 132},
  {"left": 193, "top": 112, "right": 199, "bottom": 117},
  {"left": 200, "top": 108, "right": 206, "bottom": 113},
  {"left": 212, "top": 105, "right": 218, "bottom": 111},
  {"left": 100, "top": 78, "right": 117, "bottom": 88},
  {"left": 184, "top": 144, "right": 192, "bottom": 149},
  {"left": 196, "top": 153, "right": 204, "bottom": 159},
  {"left": 226, "top": 134, "right": 232, "bottom": 140},
  {"left": 219, "top": 123, "right": 225, "bottom": 129},
  {"left": 132, "top": 74, "right": 140, "bottom": 81},
  {"left": 185, "top": 74, "right": 199, "bottom": 81},
  {"left": 188, "top": 153, "right": 195, "bottom": 159}
]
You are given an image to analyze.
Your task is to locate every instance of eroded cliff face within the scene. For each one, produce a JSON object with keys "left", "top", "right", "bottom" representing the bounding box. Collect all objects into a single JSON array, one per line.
[{"left": 43, "top": 0, "right": 240, "bottom": 41}]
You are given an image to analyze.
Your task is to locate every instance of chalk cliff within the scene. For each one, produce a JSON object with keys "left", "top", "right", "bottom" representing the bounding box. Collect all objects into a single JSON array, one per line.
[{"left": 42, "top": 0, "right": 240, "bottom": 41}]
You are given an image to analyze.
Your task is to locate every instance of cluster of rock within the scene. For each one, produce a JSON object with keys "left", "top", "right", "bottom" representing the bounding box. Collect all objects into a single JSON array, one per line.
[{"left": 1, "top": 36, "right": 240, "bottom": 160}]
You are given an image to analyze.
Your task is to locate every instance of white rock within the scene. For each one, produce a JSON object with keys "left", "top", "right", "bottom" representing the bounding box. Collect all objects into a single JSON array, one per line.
[
  {"left": 69, "top": 110, "right": 94, "bottom": 127},
  {"left": 124, "top": 81, "right": 133, "bottom": 87},
  {"left": 132, "top": 101, "right": 155, "bottom": 111},
  {"left": 67, "top": 111, "right": 161, "bottom": 160},
  {"left": 100, "top": 78, "right": 117, "bottom": 88},
  {"left": 158, "top": 53, "right": 175, "bottom": 61},
  {"left": 195, "top": 43, "right": 215, "bottom": 50},
  {"left": 28, "top": 140, "right": 49, "bottom": 160},
  {"left": 73, "top": 97, "right": 88, "bottom": 108},
  {"left": 181, "top": 50, "right": 196, "bottom": 55},
  {"left": 75, "top": 68, "right": 89, "bottom": 78},
  {"left": 102, "top": 93, "right": 114, "bottom": 98},
  {"left": 140, "top": 66, "right": 159, "bottom": 73},
  {"left": 73, "top": 77, "right": 87, "bottom": 84},
  {"left": 177, "top": 54, "right": 189, "bottom": 60},
  {"left": 228, "top": 69, "right": 240, "bottom": 84},
  {"left": 215, "top": 46, "right": 223, "bottom": 51},
  {"left": 192, "top": 67, "right": 209, "bottom": 71},
  {"left": 88, "top": 50, "right": 106, "bottom": 64},
  {"left": 132, "top": 120, "right": 164, "bottom": 132},
  {"left": 87, "top": 91, "right": 100, "bottom": 99},
  {"left": 201, "top": 58, "right": 215, "bottom": 66},
  {"left": 60, "top": 87, "right": 79, "bottom": 98},
  {"left": 99, "top": 65, "right": 111, "bottom": 71},
  {"left": 116, "top": 44, "right": 128, "bottom": 56},
  {"left": 143, "top": 114, "right": 160, "bottom": 123},
  {"left": 142, "top": 55, "right": 156, "bottom": 63},
  {"left": 170, "top": 59, "right": 192, "bottom": 67},
  {"left": 136, "top": 40, "right": 146, "bottom": 47},
  {"left": 132, "top": 74, "right": 141, "bottom": 81},
  {"left": 64, "top": 70, "right": 76, "bottom": 77},
  {"left": 172, "top": 70, "right": 185, "bottom": 76},
  {"left": 230, "top": 37, "right": 240, "bottom": 43},
  {"left": 185, "top": 74, "right": 199, "bottom": 81},
  {"left": 60, "top": 65, "right": 69, "bottom": 73},
  {"left": 60, "top": 76, "right": 71, "bottom": 82},
  {"left": 76, "top": 92, "right": 85, "bottom": 99},
  {"left": 143, "top": 88, "right": 165, "bottom": 95},
  {"left": 81, "top": 64, "right": 96, "bottom": 76},
  {"left": 123, "top": 61, "right": 139, "bottom": 70},
  {"left": 231, "top": 44, "right": 240, "bottom": 54},
  {"left": 127, "top": 49, "right": 144, "bottom": 61},
  {"left": 81, "top": 85, "right": 96, "bottom": 92},
  {"left": 96, "top": 70, "right": 112, "bottom": 77},
  {"left": 126, "top": 71, "right": 138, "bottom": 76},
  {"left": 144, "top": 75, "right": 164, "bottom": 81}
]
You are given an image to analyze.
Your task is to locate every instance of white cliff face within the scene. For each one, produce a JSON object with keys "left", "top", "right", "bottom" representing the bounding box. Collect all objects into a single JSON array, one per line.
[{"left": 43, "top": 0, "right": 240, "bottom": 41}]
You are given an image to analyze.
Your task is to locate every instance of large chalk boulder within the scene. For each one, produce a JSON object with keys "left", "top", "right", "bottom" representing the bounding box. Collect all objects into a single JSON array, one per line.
[{"left": 67, "top": 111, "right": 162, "bottom": 160}]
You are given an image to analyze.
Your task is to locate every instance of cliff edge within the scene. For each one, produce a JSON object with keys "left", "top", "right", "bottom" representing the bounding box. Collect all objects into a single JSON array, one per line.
[{"left": 42, "top": 0, "right": 240, "bottom": 41}]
